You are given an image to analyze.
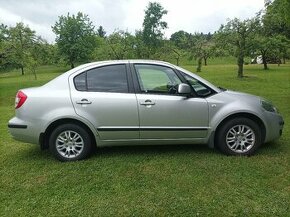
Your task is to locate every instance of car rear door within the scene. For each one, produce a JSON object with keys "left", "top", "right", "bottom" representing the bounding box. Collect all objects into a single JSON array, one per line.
[
  {"left": 70, "top": 63, "right": 139, "bottom": 140},
  {"left": 132, "top": 63, "right": 209, "bottom": 140}
]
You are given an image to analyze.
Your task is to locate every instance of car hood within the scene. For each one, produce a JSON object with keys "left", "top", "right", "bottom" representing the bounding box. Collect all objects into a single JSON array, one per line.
[
  {"left": 208, "top": 89, "right": 261, "bottom": 107},
  {"left": 223, "top": 90, "right": 260, "bottom": 100}
]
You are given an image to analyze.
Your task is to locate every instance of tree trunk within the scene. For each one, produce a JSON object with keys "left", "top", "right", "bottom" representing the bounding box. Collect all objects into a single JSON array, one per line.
[
  {"left": 262, "top": 55, "right": 269, "bottom": 70},
  {"left": 237, "top": 56, "right": 244, "bottom": 78},
  {"left": 237, "top": 37, "right": 246, "bottom": 78},
  {"left": 33, "top": 69, "right": 37, "bottom": 80},
  {"left": 176, "top": 57, "right": 179, "bottom": 66},
  {"left": 283, "top": 57, "right": 286, "bottom": 64},
  {"left": 262, "top": 54, "right": 268, "bottom": 70},
  {"left": 204, "top": 57, "right": 207, "bottom": 66},
  {"left": 196, "top": 57, "right": 202, "bottom": 72},
  {"left": 21, "top": 66, "right": 24, "bottom": 75},
  {"left": 70, "top": 62, "right": 75, "bottom": 69}
]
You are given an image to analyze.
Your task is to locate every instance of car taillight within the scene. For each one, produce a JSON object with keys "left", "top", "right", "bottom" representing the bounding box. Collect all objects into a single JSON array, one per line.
[{"left": 15, "top": 91, "right": 27, "bottom": 109}]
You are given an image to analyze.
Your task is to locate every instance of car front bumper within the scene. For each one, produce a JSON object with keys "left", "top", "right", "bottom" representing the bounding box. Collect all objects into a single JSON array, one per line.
[{"left": 264, "top": 112, "right": 284, "bottom": 143}]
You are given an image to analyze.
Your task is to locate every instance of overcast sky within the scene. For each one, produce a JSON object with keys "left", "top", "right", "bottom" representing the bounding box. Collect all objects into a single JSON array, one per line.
[{"left": 0, "top": 0, "right": 265, "bottom": 43}]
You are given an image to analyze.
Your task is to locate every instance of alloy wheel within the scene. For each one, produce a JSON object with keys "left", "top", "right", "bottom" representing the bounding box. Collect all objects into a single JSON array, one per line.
[{"left": 226, "top": 125, "right": 255, "bottom": 153}]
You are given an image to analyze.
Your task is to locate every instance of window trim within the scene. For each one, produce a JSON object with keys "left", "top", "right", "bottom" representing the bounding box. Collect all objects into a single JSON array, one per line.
[{"left": 73, "top": 63, "right": 134, "bottom": 93}]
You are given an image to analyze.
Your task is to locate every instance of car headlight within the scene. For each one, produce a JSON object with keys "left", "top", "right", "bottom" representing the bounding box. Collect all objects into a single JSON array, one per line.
[{"left": 261, "top": 99, "right": 278, "bottom": 113}]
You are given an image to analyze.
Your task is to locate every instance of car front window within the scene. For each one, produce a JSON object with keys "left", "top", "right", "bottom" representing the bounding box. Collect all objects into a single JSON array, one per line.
[{"left": 135, "top": 64, "right": 182, "bottom": 94}]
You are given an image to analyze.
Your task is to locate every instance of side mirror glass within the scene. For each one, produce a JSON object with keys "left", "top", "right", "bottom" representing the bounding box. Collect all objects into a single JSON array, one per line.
[{"left": 178, "top": 83, "right": 191, "bottom": 95}]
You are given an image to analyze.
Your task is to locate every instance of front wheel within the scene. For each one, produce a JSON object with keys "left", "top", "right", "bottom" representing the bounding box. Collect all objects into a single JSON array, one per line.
[
  {"left": 49, "top": 123, "right": 92, "bottom": 161},
  {"left": 216, "top": 118, "right": 262, "bottom": 156}
]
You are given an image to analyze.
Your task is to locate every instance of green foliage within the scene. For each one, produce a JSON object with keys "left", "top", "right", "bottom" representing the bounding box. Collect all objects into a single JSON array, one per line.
[
  {"left": 142, "top": 2, "right": 168, "bottom": 57},
  {"left": 106, "top": 30, "right": 136, "bottom": 59},
  {"left": 134, "top": 30, "right": 150, "bottom": 59},
  {"left": 170, "top": 30, "right": 191, "bottom": 49},
  {"left": 0, "top": 24, "right": 11, "bottom": 70},
  {"left": 92, "top": 37, "right": 110, "bottom": 61},
  {"left": 52, "top": 12, "right": 96, "bottom": 68},
  {"left": 263, "top": 0, "right": 290, "bottom": 38}
]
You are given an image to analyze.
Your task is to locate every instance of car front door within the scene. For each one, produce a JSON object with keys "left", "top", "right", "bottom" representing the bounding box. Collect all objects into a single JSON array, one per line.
[
  {"left": 132, "top": 64, "right": 209, "bottom": 140},
  {"left": 70, "top": 63, "right": 139, "bottom": 141}
]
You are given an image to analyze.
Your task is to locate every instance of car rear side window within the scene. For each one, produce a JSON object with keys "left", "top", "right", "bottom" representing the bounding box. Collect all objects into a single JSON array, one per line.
[
  {"left": 74, "top": 64, "right": 129, "bottom": 93},
  {"left": 74, "top": 72, "right": 87, "bottom": 91}
]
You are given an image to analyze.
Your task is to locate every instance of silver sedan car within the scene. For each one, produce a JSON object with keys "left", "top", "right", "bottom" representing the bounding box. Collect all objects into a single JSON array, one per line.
[{"left": 8, "top": 60, "right": 284, "bottom": 161}]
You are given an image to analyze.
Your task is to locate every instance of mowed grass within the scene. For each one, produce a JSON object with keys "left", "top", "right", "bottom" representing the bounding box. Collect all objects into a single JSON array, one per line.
[{"left": 0, "top": 62, "right": 290, "bottom": 216}]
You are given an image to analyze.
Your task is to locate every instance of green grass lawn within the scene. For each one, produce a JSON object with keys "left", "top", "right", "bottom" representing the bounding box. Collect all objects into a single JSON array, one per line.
[{"left": 0, "top": 62, "right": 290, "bottom": 216}]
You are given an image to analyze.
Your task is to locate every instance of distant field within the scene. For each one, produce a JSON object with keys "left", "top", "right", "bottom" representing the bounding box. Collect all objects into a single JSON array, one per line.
[{"left": 0, "top": 61, "right": 289, "bottom": 216}]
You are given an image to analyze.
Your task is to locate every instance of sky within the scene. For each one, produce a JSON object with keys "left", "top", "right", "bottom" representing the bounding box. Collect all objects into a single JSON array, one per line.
[{"left": 0, "top": 0, "right": 265, "bottom": 43}]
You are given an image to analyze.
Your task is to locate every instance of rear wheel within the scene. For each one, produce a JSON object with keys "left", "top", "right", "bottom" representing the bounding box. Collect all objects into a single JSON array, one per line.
[
  {"left": 49, "top": 123, "right": 92, "bottom": 161},
  {"left": 216, "top": 118, "right": 262, "bottom": 156}
]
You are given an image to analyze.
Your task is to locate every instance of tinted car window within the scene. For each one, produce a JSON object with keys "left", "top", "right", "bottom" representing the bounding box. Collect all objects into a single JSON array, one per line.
[
  {"left": 74, "top": 72, "right": 87, "bottom": 91},
  {"left": 74, "top": 64, "right": 128, "bottom": 93},
  {"left": 135, "top": 64, "right": 182, "bottom": 94}
]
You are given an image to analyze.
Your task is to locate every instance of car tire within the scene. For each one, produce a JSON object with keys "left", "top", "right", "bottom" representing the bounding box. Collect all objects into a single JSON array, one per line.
[
  {"left": 216, "top": 118, "right": 262, "bottom": 156},
  {"left": 49, "top": 123, "right": 92, "bottom": 162}
]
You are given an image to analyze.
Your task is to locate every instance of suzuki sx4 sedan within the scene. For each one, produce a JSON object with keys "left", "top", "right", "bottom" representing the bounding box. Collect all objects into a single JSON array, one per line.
[{"left": 8, "top": 60, "right": 284, "bottom": 161}]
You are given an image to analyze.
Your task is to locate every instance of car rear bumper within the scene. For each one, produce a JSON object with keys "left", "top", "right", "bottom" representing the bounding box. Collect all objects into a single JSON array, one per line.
[
  {"left": 8, "top": 117, "right": 40, "bottom": 144},
  {"left": 8, "top": 123, "right": 28, "bottom": 129}
]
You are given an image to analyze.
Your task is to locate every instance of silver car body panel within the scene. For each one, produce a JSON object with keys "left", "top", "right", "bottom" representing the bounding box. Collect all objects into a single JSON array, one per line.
[
  {"left": 8, "top": 60, "right": 283, "bottom": 148},
  {"left": 136, "top": 94, "right": 209, "bottom": 139}
]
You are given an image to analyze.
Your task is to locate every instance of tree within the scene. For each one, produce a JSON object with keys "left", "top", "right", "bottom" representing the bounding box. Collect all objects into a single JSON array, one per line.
[
  {"left": 263, "top": 0, "right": 290, "bottom": 38},
  {"left": 0, "top": 24, "right": 11, "bottom": 71},
  {"left": 8, "top": 23, "right": 36, "bottom": 75},
  {"left": 26, "top": 36, "right": 49, "bottom": 79},
  {"left": 134, "top": 30, "right": 150, "bottom": 58},
  {"left": 250, "top": 18, "right": 289, "bottom": 70},
  {"left": 170, "top": 30, "right": 190, "bottom": 49},
  {"left": 52, "top": 12, "right": 96, "bottom": 68},
  {"left": 154, "top": 40, "right": 184, "bottom": 65},
  {"left": 216, "top": 18, "right": 258, "bottom": 78},
  {"left": 106, "top": 30, "right": 136, "bottom": 59},
  {"left": 97, "top": 25, "right": 106, "bottom": 38},
  {"left": 142, "top": 2, "right": 168, "bottom": 57},
  {"left": 187, "top": 33, "right": 216, "bottom": 72},
  {"left": 92, "top": 36, "right": 110, "bottom": 61},
  {"left": 252, "top": 34, "right": 288, "bottom": 69}
]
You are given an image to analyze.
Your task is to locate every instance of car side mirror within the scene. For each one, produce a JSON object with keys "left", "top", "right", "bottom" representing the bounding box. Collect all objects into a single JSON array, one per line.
[{"left": 178, "top": 83, "right": 191, "bottom": 95}]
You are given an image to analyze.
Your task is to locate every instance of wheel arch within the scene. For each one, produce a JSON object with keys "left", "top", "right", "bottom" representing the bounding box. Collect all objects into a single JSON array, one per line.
[
  {"left": 40, "top": 118, "right": 97, "bottom": 150},
  {"left": 212, "top": 112, "right": 266, "bottom": 148}
]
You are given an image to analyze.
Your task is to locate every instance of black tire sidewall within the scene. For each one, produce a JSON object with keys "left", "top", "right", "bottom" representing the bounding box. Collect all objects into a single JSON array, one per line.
[
  {"left": 49, "top": 123, "right": 92, "bottom": 161},
  {"left": 216, "top": 118, "right": 262, "bottom": 156}
]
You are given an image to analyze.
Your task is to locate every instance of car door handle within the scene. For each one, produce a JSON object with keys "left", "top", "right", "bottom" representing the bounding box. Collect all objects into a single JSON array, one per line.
[
  {"left": 140, "top": 100, "right": 155, "bottom": 106},
  {"left": 76, "top": 99, "right": 92, "bottom": 105}
]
